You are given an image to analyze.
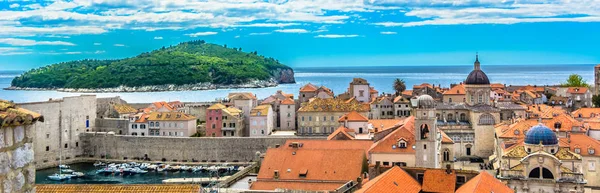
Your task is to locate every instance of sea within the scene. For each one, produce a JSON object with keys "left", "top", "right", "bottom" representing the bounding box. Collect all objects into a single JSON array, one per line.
[{"left": 0, "top": 64, "right": 595, "bottom": 103}]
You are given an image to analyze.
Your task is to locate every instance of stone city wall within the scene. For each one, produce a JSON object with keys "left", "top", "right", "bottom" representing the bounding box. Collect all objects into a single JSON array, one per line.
[
  {"left": 95, "top": 118, "right": 129, "bottom": 134},
  {"left": 0, "top": 124, "right": 36, "bottom": 193},
  {"left": 80, "top": 133, "right": 314, "bottom": 163}
]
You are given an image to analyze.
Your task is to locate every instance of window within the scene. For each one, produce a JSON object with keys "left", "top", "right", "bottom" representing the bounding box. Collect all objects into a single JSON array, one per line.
[
  {"left": 156, "top": 122, "right": 160, "bottom": 127},
  {"left": 301, "top": 116, "right": 305, "bottom": 121},
  {"left": 417, "top": 174, "right": 424, "bottom": 184},
  {"left": 383, "top": 162, "right": 390, "bottom": 166},
  {"left": 589, "top": 148, "right": 595, "bottom": 155},
  {"left": 309, "top": 116, "right": 312, "bottom": 121},
  {"left": 443, "top": 149, "right": 450, "bottom": 162},
  {"left": 261, "top": 130, "right": 265, "bottom": 135},
  {"left": 449, "top": 98, "right": 452, "bottom": 103},
  {"left": 589, "top": 161, "right": 596, "bottom": 172},
  {"left": 212, "top": 124, "right": 216, "bottom": 129},
  {"left": 398, "top": 140, "right": 407, "bottom": 148},
  {"left": 46, "top": 146, "right": 49, "bottom": 151},
  {"left": 479, "top": 113, "right": 495, "bottom": 125},
  {"left": 424, "top": 144, "right": 427, "bottom": 149},
  {"left": 76, "top": 142, "right": 79, "bottom": 147},
  {"left": 46, "top": 133, "right": 50, "bottom": 139},
  {"left": 64, "top": 143, "right": 68, "bottom": 149},
  {"left": 331, "top": 116, "right": 334, "bottom": 122},
  {"left": 478, "top": 94, "right": 483, "bottom": 103},
  {"left": 470, "top": 95, "right": 474, "bottom": 103},
  {"left": 287, "top": 113, "right": 291, "bottom": 117},
  {"left": 359, "top": 90, "right": 364, "bottom": 97},
  {"left": 575, "top": 148, "right": 581, "bottom": 154},
  {"left": 223, "top": 123, "right": 227, "bottom": 127},
  {"left": 323, "top": 116, "right": 327, "bottom": 121}
]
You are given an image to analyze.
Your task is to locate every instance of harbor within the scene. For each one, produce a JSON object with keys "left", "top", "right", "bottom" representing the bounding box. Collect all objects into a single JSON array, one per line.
[{"left": 36, "top": 162, "right": 244, "bottom": 185}]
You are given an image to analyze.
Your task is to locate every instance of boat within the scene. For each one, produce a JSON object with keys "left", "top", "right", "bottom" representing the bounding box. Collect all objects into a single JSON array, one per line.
[
  {"left": 71, "top": 172, "right": 85, "bottom": 178},
  {"left": 157, "top": 167, "right": 165, "bottom": 172},
  {"left": 47, "top": 173, "right": 71, "bottom": 181},
  {"left": 59, "top": 165, "right": 70, "bottom": 169},
  {"left": 93, "top": 161, "right": 106, "bottom": 167},
  {"left": 131, "top": 167, "right": 148, "bottom": 174},
  {"left": 61, "top": 169, "right": 74, "bottom": 173}
]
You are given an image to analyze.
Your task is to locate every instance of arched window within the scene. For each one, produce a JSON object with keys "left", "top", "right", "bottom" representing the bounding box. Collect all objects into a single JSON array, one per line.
[
  {"left": 443, "top": 149, "right": 450, "bottom": 162},
  {"left": 447, "top": 113, "right": 454, "bottom": 121},
  {"left": 449, "top": 98, "right": 453, "bottom": 103},
  {"left": 478, "top": 94, "right": 483, "bottom": 103},
  {"left": 436, "top": 113, "right": 441, "bottom": 120},
  {"left": 420, "top": 124, "right": 429, "bottom": 139},
  {"left": 460, "top": 113, "right": 467, "bottom": 121},
  {"left": 479, "top": 113, "right": 495, "bottom": 125},
  {"left": 529, "top": 167, "right": 554, "bottom": 179}
]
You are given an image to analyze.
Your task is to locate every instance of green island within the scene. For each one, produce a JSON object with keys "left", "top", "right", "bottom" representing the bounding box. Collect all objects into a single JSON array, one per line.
[{"left": 9, "top": 40, "right": 295, "bottom": 92}]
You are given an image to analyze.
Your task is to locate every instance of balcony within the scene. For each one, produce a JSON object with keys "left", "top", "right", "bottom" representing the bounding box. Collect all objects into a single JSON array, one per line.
[
  {"left": 500, "top": 170, "right": 525, "bottom": 180},
  {"left": 558, "top": 172, "right": 586, "bottom": 183},
  {"left": 222, "top": 127, "right": 237, "bottom": 131}
]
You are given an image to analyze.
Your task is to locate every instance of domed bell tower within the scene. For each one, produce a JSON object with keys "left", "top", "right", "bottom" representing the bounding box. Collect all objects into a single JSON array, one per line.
[
  {"left": 414, "top": 95, "right": 441, "bottom": 168},
  {"left": 464, "top": 54, "right": 492, "bottom": 106}
]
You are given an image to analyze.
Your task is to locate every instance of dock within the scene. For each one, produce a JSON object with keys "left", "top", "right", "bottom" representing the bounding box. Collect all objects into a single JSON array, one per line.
[{"left": 162, "top": 176, "right": 230, "bottom": 184}]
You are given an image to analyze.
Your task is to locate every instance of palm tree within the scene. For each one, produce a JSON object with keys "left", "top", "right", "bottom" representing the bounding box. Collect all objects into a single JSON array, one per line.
[{"left": 393, "top": 78, "right": 406, "bottom": 95}]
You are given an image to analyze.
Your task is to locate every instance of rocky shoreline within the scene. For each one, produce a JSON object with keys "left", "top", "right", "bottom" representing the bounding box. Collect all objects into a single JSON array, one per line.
[{"left": 4, "top": 79, "right": 280, "bottom": 93}]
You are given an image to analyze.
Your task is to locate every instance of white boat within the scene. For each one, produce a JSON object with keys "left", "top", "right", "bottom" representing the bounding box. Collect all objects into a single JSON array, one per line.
[
  {"left": 131, "top": 168, "right": 148, "bottom": 174},
  {"left": 47, "top": 173, "right": 71, "bottom": 181},
  {"left": 157, "top": 167, "right": 165, "bottom": 172},
  {"left": 71, "top": 172, "right": 85, "bottom": 178},
  {"left": 93, "top": 161, "right": 106, "bottom": 167},
  {"left": 59, "top": 165, "right": 70, "bottom": 169},
  {"left": 147, "top": 164, "right": 157, "bottom": 170},
  {"left": 61, "top": 169, "right": 74, "bottom": 173}
]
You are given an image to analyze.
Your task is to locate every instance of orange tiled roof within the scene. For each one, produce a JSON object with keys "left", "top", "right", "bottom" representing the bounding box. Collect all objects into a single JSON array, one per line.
[
  {"left": 523, "top": 90, "right": 539, "bottom": 98},
  {"left": 370, "top": 87, "right": 378, "bottom": 93},
  {"left": 2, "top": 100, "right": 44, "bottom": 127},
  {"left": 255, "top": 148, "right": 365, "bottom": 182},
  {"left": 402, "top": 90, "right": 413, "bottom": 96},
  {"left": 299, "top": 83, "right": 319, "bottom": 92},
  {"left": 413, "top": 83, "right": 433, "bottom": 89},
  {"left": 112, "top": 104, "right": 137, "bottom": 114},
  {"left": 282, "top": 139, "right": 373, "bottom": 154},
  {"left": 250, "top": 181, "right": 345, "bottom": 191},
  {"left": 584, "top": 119, "right": 600, "bottom": 130},
  {"left": 518, "top": 85, "right": 545, "bottom": 93},
  {"left": 36, "top": 184, "right": 201, "bottom": 193},
  {"left": 443, "top": 84, "right": 465, "bottom": 95},
  {"left": 207, "top": 103, "right": 227, "bottom": 110},
  {"left": 369, "top": 117, "right": 415, "bottom": 154},
  {"left": 490, "top": 83, "right": 505, "bottom": 90},
  {"left": 228, "top": 92, "right": 257, "bottom": 100},
  {"left": 421, "top": 169, "right": 456, "bottom": 193},
  {"left": 455, "top": 172, "right": 513, "bottom": 193},
  {"left": 568, "top": 133, "right": 600, "bottom": 156},
  {"left": 250, "top": 105, "right": 271, "bottom": 116},
  {"left": 327, "top": 126, "right": 355, "bottom": 140},
  {"left": 146, "top": 111, "right": 196, "bottom": 121},
  {"left": 440, "top": 130, "right": 454, "bottom": 144},
  {"left": 355, "top": 166, "right": 421, "bottom": 193},
  {"left": 523, "top": 104, "right": 567, "bottom": 119},
  {"left": 280, "top": 98, "right": 295, "bottom": 105},
  {"left": 339, "top": 111, "right": 369, "bottom": 122},
  {"left": 567, "top": 87, "right": 589, "bottom": 94},
  {"left": 368, "top": 119, "right": 405, "bottom": 132},
  {"left": 572, "top": 108, "right": 600, "bottom": 119},
  {"left": 298, "top": 98, "right": 369, "bottom": 112},
  {"left": 134, "top": 113, "right": 150, "bottom": 123},
  {"left": 393, "top": 95, "right": 409, "bottom": 103},
  {"left": 151, "top": 101, "right": 174, "bottom": 111}
]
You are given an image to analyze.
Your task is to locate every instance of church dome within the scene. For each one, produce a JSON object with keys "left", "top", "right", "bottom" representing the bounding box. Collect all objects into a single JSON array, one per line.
[
  {"left": 464, "top": 54, "right": 490, "bottom": 85},
  {"left": 525, "top": 123, "right": 558, "bottom": 145},
  {"left": 417, "top": 94, "right": 435, "bottom": 109}
]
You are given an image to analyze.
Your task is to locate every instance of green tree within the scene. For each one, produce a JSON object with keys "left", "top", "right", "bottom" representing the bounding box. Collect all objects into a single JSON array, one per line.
[
  {"left": 593, "top": 95, "right": 600, "bottom": 107},
  {"left": 562, "top": 74, "right": 589, "bottom": 87},
  {"left": 393, "top": 78, "right": 406, "bottom": 95}
]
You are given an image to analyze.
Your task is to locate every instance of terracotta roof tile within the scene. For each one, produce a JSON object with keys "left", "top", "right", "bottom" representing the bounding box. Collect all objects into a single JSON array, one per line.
[
  {"left": 393, "top": 95, "right": 409, "bottom": 103},
  {"left": 280, "top": 98, "right": 295, "bottom": 105},
  {"left": 250, "top": 181, "right": 345, "bottom": 191},
  {"left": 250, "top": 105, "right": 271, "bottom": 116},
  {"left": 567, "top": 87, "right": 588, "bottom": 94},
  {"left": 338, "top": 111, "right": 369, "bottom": 122},
  {"left": 207, "top": 103, "right": 227, "bottom": 110},
  {"left": 490, "top": 83, "right": 505, "bottom": 90},
  {"left": 2, "top": 99, "right": 44, "bottom": 127},
  {"left": 443, "top": 84, "right": 465, "bottom": 95},
  {"left": 228, "top": 92, "right": 257, "bottom": 100},
  {"left": 112, "top": 104, "right": 137, "bottom": 114},
  {"left": 355, "top": 166, "right": 421, "bottom": 193},
  {"left": 369, "top": 117, "right": 415, "bottom": 154},
  {"left": 440, "top": 130, "right": 454, "bottom": 144},
  {"left": 572, "top": 108, "right": 600, "bottom": 119},
  {"left": 146, "top": 112, "right": 196, "bottom": 121},
  {"left": 568, "top": 133, "right": 600, "bottom": 156},
  {"left": 327, "top": 126, "right": 355, "bottom": 140},
  {"left": 299, "top": 83, "right": 319, "bottom": 92},
  {"left": 402, "top": 90, "right": 413, "bottom": 96},
  {"left": 298, "top": 98, "right": 369, "bottom": 112},
  {"left": 36, "top": 184, "right": 201, "bottom": 193},
  {"left": 421, "top": 169, "right": 456, "bottom": 193},
  {"left": 282, "top": 139, "right": 373, "bottom": 154},
  {"left": 151, "top": 101, "right": 174, "bottom": 111},
  {"left": 455, "top": 172, "right": 513, "bottom": 193},
  {"left": 368, "top": 119, "right": 405, "bottom": 133}
]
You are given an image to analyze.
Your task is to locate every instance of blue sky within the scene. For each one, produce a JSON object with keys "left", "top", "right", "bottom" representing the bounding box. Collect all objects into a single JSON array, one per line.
[{"left": 0, "top": 0, "right": 599, "bottom": 70}]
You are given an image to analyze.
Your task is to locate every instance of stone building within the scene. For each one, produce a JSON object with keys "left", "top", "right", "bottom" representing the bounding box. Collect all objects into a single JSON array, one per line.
[
  {"left": 229, "top": 92, "right": 258, "bottom": 136},
  {"left": 278, "top": 98, "right": 295, "bottom": 131},
  {"left": 298, "top": 83, "right": 334, "bottom": 104},
  {"left": 18, "top": 95, "right": 96, "bottom": 168},
  {"left": 249, "top": 105, "right": 274, "bottom": 137},
  {"left": 443, "top": 83, "right": 466, "bottom": 104},
  {"left": 393, "top": 95, "right": 412, "bottom": 118},
  {"left": 368, "top": 96, "right": 394, "bottom": 119},
  {"left": 260, "top": 90, "right": 294, "bottom": 130},
  {"left": 495, "top": 124, "right": 586, "bottom": 192},
  {"left": 414, "top": 95, "right": 441, "bottom": 168},
  {"left": 337, "top": 78, "right": 377, "bottom": 103},
  {"left": 413, "top": 83, "right": 444, "bottom": 100},
  {"left": 297, "top": 98, "right": 369, "bottom": 136},
  {"left": 136, "top": 112, "right": 196, "bottom": 137},
  {"left": 205, "top": 104, "right": 245, "bottom": 137},
  {"left": 0, "top": 99, "right": 44, "bottom": 193},
  {"left": 95, "top": 96, "right": 127, "bottom": 119}
]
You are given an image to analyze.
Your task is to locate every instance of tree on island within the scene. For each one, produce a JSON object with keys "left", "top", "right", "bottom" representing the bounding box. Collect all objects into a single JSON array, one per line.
[
  {"left": 393, "top": 78, "right": 406, "bottom": 95},
  {"left": 561, "top": 74, "right": 589, "bottom": 87}
]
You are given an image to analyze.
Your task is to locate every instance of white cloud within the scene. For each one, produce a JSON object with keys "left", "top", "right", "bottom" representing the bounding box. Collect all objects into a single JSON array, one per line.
[
  {"left": 274, "top": 29, "right": 309, "bottom": 33},
  {"left": 0, "top": 47, "right": 31, "bottom": 56},
  {"left": 65, "top": 51, "right": 81, "bottom": 55},
  {"left": 234, "top": 35, "right": 240, "bottom": 38},
  {"left": 185, "top": 32, "right": 218, "bottom": 37},
  {"left": 9, "top": 3, "right": 20, "bottom": 9},
  {"left": 380, "top": 31, "right": 397, "bottom": 35},
  {"left": 315, "top": 34, "right": 360, "bottom": 38},
  {"left": 46, "top": 35, "right": 71, "bottom": 38},
  {"left": 233, "top": 23, "right": 301, "bottom": 28},
  {"left": 0, "top": 26, "right": 107, "bottom": 37},
  {"left": 249, "top": 32, "right": 271, "bottom": 36},
  {"left": 94, "top": 50, "right": 106, "bottom": 54},
  {"left": 93, "top": 43, "right": 102, "bottom": 46},
  {"left": 154, "top": 36, "right": 163, "bottom": 40},
  {"left": 0, "top": 38, "right": 75, "bottom": 46},
  {"left": 114, "top": 44, "right": 125, "bottom": 47}
]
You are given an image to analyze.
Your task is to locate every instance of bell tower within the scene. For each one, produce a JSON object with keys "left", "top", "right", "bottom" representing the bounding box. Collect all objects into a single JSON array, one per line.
[{"left": 414, "top": 95, "right": 441, "bottom": 168}]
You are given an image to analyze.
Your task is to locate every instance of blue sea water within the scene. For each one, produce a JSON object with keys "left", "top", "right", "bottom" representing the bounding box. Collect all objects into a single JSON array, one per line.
[{"left": 0, "top": 64, "right": 594, "bottom": 103}]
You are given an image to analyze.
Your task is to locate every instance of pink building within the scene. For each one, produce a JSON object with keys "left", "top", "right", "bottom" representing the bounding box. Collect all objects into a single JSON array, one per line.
[{"left": 206, "top": 103, "right": 225, "bottom": 137}]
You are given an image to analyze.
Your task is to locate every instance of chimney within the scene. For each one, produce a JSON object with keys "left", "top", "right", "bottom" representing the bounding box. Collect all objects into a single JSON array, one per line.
[
  {"left": 344, "top": 116, "right": 348, "bottom": 128},
  {"left": 446, "top": 164, "right": 452, "bottom": 174},
  {"left": 274, "top": 170, "right": 279, "bottom": 179},
  {"left": 356, "top": 177, "right": 363, "bottom": 189}
]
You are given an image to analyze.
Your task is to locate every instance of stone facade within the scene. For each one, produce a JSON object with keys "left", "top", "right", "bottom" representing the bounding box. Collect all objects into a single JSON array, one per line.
[
  {"left": 0, "top": 100, "right": 43, "bottom": 193},
  {"left": 595, "top": 64, "right": 600, "bottom": 95},
  {"left": 95, "top": 118, "right": 128, "bottom": 134},
  {"left": 80, "top": 133, "right": 303, "bottom": 163},
  {"left": 18, "top": 95, "right": 97, "bottom": 168}
]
